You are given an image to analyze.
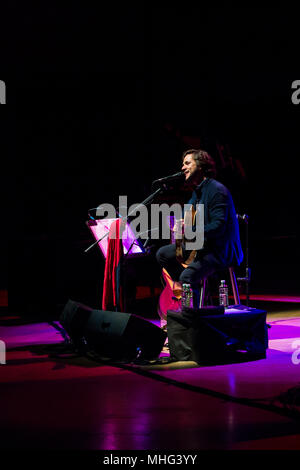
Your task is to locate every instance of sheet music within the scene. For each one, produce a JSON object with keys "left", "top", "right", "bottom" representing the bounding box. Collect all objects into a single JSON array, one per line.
[{"left": 87, "top": 218, "right": 145, "bottom": 258}]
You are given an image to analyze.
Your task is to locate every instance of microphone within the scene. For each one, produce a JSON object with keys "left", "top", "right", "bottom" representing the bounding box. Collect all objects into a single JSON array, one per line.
[
  {"left": 236, "top": 213, "right": 249, "bottom": 223},
  {"left": 152, "top": 171, "right": 185, "bottom": 186}
]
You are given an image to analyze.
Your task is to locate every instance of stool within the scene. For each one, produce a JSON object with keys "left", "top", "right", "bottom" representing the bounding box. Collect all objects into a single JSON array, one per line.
[{"left": 199, "top": 266, "right": 240, "bottom": 308}]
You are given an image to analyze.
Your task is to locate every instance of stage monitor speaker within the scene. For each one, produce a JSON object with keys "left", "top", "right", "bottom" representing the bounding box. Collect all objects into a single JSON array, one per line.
[
  {"left": 167, "top": 307, "right": 268, "bottom": 364},
  {"left": 60, "top": 299, "right": 167, "bottom": 361}
]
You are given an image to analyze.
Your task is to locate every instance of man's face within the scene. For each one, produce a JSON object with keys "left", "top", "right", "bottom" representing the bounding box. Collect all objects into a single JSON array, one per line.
[{"left": 182, "top": 153, "right": 199, "bottom": 181}]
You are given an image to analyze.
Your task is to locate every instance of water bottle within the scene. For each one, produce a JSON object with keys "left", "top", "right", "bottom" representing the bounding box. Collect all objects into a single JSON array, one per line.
[
  {"left": 219, "top": 280, "right": 229, "bottom": 308},
  {"left": 181, "top": 284, "right": 187, "bottom": 308},
  {"left": 182, "top": 283, "right": 193, "bottom": 309},
  {"left": 188, "top": 285, "right": 193, "bottom": 308}
]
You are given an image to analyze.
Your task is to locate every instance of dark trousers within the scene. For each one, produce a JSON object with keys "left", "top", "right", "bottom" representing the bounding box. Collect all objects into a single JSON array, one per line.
[{"left": 156, "top": 244, "right": 222, "bottom": 308}]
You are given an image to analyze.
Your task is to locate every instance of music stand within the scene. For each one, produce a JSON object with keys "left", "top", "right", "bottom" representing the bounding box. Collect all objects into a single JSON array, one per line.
[
  {"left": 86, "top": 218, "right": 145, "bottom": 259},
  {"left": 86, "top": 218, "right": 145, "bottom": 312}
]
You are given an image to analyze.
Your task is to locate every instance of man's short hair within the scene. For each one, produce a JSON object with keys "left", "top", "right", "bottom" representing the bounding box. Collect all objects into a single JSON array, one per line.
[{"left": 182, "top": 149, "right": 216, "bottom": 178}]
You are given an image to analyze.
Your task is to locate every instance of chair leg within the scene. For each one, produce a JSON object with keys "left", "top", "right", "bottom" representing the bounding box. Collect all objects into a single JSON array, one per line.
[
  {"left": 199, "top": 278, "right": 206, "bottom": 308},
  {"left": 229, "top": 267, "right": 240, "bottom": 305}
]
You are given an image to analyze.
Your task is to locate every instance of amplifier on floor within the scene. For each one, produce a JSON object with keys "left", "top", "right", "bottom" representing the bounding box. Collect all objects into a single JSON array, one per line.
[
  {"left": 167, "top": 306, "right": 268, "bottom": 364},
  {"left": 60, "top": 299, "right": 166, "bottom": 361}
]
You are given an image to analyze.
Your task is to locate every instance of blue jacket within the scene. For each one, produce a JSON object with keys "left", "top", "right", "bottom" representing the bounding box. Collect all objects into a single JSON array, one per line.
[{"left": 188, "top": 178, "right": 243, "bottom": 267}]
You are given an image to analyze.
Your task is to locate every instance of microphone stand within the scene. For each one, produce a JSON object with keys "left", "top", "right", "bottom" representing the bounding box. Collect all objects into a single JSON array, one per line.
[
  {"left": 84, "top": 186, "right": 164, "bottom": 254},
  {"left": 84, "top": 181, "right": 177, "bottom": 312},
  {"left": 84, "top": 230, "right": 109, "bottom": 254}
]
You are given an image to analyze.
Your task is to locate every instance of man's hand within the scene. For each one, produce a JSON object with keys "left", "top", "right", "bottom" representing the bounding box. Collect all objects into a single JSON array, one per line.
[{"left": 173, "top": 218, "right": 184, "bottom": 239}]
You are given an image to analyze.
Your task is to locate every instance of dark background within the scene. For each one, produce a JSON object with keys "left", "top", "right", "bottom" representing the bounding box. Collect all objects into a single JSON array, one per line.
[{"left": 2, "top": 6, "right": 299, "bottom": 318}]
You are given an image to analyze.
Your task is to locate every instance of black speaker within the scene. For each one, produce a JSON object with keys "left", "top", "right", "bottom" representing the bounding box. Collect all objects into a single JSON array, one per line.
[
  {"left": 60, "top": 299, "right": 167, "bottom": 361},
  {"left": 167, "top": 307, "right": 268, "bottom": 364}
]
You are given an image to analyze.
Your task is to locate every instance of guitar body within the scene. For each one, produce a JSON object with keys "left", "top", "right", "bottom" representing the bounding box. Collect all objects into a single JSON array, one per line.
[
  {"left": 157, "top": 205, "right": 199, "bottom": 323},
  {"left": 175, "top": 205, "right": 197, "bottom": 265},
  {"left": 157, "top": 268, "right": 182, "bottom": 321}
]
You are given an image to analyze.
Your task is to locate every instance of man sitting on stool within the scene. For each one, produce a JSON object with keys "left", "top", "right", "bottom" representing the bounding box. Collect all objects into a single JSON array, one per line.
[{"left": 156, "top": 149, "right": 243, "bottom": 310}]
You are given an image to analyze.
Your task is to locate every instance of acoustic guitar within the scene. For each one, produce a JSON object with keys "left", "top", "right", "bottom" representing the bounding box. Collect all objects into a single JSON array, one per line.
[{"left": 157, "top": 205, "right": 198, "bottom": 323}]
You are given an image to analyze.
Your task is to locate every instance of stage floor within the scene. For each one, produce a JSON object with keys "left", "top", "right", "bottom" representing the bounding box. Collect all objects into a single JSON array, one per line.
[{"left": 0, "top": 300, "right": 300, "bottom": 451}]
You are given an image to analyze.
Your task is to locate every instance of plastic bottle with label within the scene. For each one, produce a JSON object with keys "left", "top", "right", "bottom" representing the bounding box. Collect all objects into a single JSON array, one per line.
[{"left": 219, "top": 280, "right": 229, "bottom": 307}]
